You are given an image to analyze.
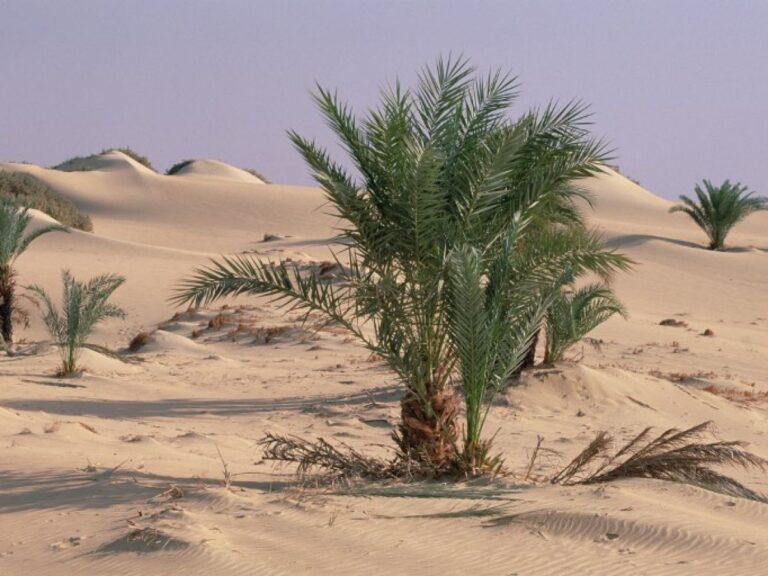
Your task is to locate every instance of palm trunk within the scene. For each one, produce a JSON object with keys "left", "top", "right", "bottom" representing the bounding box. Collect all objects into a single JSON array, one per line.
[
  {"left": 396, "top": 384, "right": 459, "bottom": 473},
  {"left": 0, "top": 268, "right": 15, "bottom": 344}
]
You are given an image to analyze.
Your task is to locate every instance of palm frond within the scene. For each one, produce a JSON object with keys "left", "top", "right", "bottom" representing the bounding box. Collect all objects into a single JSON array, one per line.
[{"left": 552, "top": 422, "right": 768, "bottom": 502}]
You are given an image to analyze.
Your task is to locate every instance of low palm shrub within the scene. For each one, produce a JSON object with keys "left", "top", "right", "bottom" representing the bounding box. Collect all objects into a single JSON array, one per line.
[
  {"left": 543, "top": 283, "right": 626, "bottom": 364},
  {"left": 670, "top": 179, "right": 767, "bottom": 250},
  {"left": 175, "top": 57, "right": 629, "bottom": 476},
  {"left": 0, "top": 199, "right": 69, "bottom": 343},
  {"left": 29, "top": 270, "right": 125, "bottom": 375}
]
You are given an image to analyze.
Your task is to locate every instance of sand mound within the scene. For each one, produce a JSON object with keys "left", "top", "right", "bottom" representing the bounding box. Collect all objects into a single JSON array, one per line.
[{"left": 168, "top": 159, "right": 265, "bottom": 183}]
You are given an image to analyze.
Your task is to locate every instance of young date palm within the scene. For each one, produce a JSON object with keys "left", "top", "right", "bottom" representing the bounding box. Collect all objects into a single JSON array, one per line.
[
  {"left": 543, "top": 282, "right": 626, "bottom": 365},
  {"left": 670, "top": 179, "right": 767, "bottom": 250},
  {"left": 174, "top": 57, "right": 628, "bottom": 473},
  {"left": 0, "top": 199, "right": 68, "bottom": 342},
  {"left": 28, "top": 270, "right": 125, "bottom": 375}
]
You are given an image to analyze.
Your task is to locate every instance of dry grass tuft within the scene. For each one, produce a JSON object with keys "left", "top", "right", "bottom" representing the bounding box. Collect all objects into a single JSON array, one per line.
[
  {"left": 252, "top": 325, "right": 291, "bottom": 344},
  {"left": 703, "top": 385, "right": 768, "bottom": 404},
  {"left": 128, "top": 330, "right": 155, "bottom": 352},
  {"left": 551, "top": 421, "right": 768, "bottom": 502},
  {"left": 649, "top": 369, "right": 716, "bottom": 383},
  {"left": 660, "top": 318, "right": 688, "bottom": 327},
  {"left": 43, "top": 421, "right": 61, "bottom": 434},
  {"left": 208, "top": 313, "right": 232, "bottom": 330}
]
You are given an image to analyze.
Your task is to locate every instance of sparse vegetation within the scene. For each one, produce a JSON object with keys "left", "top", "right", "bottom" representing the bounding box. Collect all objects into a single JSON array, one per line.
[
  {"left": 245, "top": 168, "right": 270, "bottom": 183},
  {"left": 53, "top": 147, "right": 155, "bottom": 172},
  {"left": 0, "top": 171, "right": 92, "bottom": 231},
  {"left": 0, "top": 199, "right": 69, "bottom": 343},
  {"left": 128, "top": 330, "right": 155, "bottom": 352},
  {"left": 543, "top": 283, "right": 626, "bottom": 364},
  {"left": 176, "top": 57, "right": 629, "bottom": 477},
  {"left": 29, "top": 270, "right": 125, "bottom": 375},
  {"left": 165, "top": 159, "right": 194, "bottom": 175},
  {"left": 670, "top": 179, "right": 767, "bottom": 250}
]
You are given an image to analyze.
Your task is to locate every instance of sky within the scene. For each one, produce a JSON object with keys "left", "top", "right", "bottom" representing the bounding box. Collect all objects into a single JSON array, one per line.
[{"left": 2, "top": 0, "right": 767, "bottom": 199}]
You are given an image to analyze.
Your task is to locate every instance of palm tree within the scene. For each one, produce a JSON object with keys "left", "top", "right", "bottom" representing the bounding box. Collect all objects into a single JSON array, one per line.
[
  {"left": 543, "top": 282, "right": 626, "bottom": 365},
  {"left": 0, "top": 199, "right": 68, "bottom": 342},
  {"left": 174, "top": 57, "right": 629, "bottom": 473},
  {"left": 28, "top": 270, "right": 125, "bottom": 375},
  {"left": 670, "top": 179, "right": 767, "bottom": 250}
]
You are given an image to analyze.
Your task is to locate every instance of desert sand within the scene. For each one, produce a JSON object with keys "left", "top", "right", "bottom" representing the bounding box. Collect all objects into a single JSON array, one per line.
[{"left": 0, "top": 151, "right": 766, "bottom": 575}]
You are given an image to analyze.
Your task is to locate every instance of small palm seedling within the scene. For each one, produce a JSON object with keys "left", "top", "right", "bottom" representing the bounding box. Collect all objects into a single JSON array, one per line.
[
  {"left": 670, "top": 179, "right": 767, "bottom": 250},
  {"left": 551, "top": 421, "right": 767, "bottom": 502},
  {"left": 0, "top": 198, "right": 68, "bottom": 343},
  {"left": 543, "top": 283, "right": 626, "bottom": 365},
  {"left": 29, "top": 270, "right": 125, "bottom": 376}
]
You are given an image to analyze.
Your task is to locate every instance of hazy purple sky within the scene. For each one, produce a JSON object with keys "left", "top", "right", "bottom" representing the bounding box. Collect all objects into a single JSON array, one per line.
[{"left": 2, "top": 1, "right": 767, "bottom": 198}]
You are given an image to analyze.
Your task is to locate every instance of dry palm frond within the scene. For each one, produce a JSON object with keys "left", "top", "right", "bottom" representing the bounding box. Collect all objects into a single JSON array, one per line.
[
  {"left": 259, "top": 433, "right": 406, "bottom": 480},
  {"left": 551, "top": 421, "right": 768, "bottom": 502}
]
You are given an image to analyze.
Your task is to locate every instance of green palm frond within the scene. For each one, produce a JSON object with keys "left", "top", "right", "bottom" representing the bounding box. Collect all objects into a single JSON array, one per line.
[
  {"left": 670, "top": 179, "right": 767, "bottom": 250},
  {"left": 29, "top": 270, "right": 125, "bottom": 375},
  {"left": 0, "top": 199, "right": 69, "bottom": 266},
  {"left": 544, "top": 282, "right": 627, "bottom": 364}
]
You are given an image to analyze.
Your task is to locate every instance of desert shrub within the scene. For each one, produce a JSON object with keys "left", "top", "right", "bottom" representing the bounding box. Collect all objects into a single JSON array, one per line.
[
  {"left": 29, "top": 270, "right": 125, "bottom": 375},
  {"left": 165, "top": 159, "right": 194, "bottom": 175},
  {"left": 109, "top": 148, "right": 154, "bottom": 171},
  {"left": 0, "top": 171, "right": 92, "bottom": 231},
  {"left": 670, "top": 179, "right": 767, "bottom": 250},
  {"left": 128, "top": 330, "right": 155, "bottom": 352},
  {"left": 53, "top": 147, "right": 155, "bottom": 172},
  {"left": 244, "top": 168, "right": 270, "bottom": 183}
]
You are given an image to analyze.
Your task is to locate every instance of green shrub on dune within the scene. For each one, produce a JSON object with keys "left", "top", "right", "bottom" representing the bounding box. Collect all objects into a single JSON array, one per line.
[
  {"left": 165, "top": 159, "right": 193, "bottom": 175},
  {"left": 0, "top": 171, "right": 92, "bottom": 232},
  {"left": 53, "top": 147, "right": 155, "bottom": 172}
]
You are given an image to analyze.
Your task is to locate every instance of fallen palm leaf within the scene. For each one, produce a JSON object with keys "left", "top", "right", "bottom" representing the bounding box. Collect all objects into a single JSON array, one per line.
[{"left": 551, "top": 421, "right": 768, "bottom": 502}]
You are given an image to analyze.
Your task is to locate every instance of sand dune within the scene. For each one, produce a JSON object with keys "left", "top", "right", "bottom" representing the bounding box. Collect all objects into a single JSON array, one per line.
[{"left": 1, "top": 158, "right": 766, "bottom": 575}]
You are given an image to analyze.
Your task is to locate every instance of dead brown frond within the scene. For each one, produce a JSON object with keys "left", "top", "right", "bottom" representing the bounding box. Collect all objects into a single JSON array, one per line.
[
  {"left": 259, "top": 433, "right": 404, "bottom": 480},
  {"left": 549, "top": 431, "right": 610, "bottom": 485},
  {"left": 551, "top": 421, "right": 768, "bottom": 502},
  {"left": 524, "top": 435, "right": 544, "bottom": 482}
]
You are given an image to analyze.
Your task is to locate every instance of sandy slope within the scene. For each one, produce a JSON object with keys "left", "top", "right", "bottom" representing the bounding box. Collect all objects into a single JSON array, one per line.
[{"left": 0, "top": 155, "right": 766, "bottom": 575}]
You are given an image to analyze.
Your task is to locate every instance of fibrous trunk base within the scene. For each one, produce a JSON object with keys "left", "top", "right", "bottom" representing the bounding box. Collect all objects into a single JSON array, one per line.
[{"left": 395, "top": 386, "right": 460, "bottom": 474}]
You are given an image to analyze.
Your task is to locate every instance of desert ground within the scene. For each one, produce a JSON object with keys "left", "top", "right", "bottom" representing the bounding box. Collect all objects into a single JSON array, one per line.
[{"left": 1, "top": 150, "right": 766, "bottom": 575}]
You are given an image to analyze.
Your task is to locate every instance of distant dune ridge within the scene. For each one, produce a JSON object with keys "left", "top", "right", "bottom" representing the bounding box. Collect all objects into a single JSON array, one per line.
[{"left": 0, "top": 154, "right": 767, "bottom": 575}]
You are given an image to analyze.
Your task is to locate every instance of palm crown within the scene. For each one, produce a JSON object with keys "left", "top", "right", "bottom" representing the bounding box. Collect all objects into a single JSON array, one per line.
[
  {"left": 670, "top": 179, "right": 767, "bottom": 250},
  {"left": 175, "top": 57, "right": 630, "bottom": 473}
]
